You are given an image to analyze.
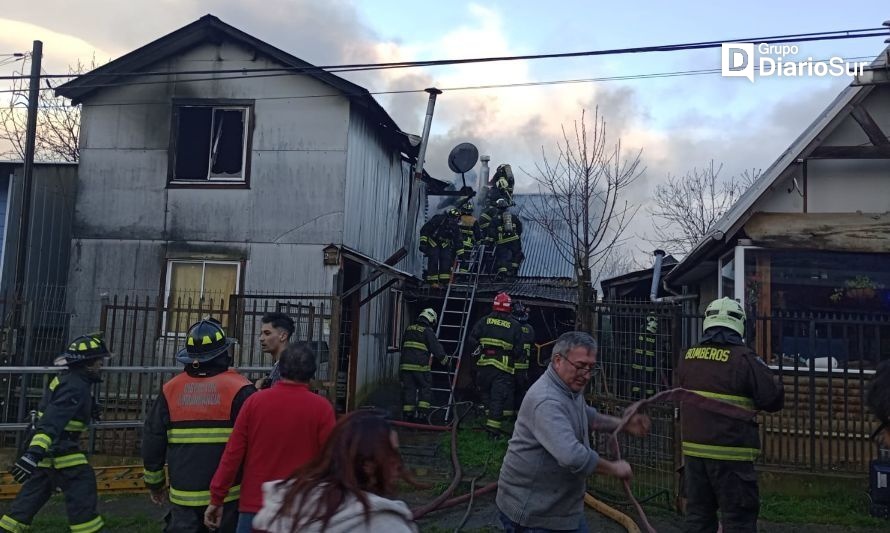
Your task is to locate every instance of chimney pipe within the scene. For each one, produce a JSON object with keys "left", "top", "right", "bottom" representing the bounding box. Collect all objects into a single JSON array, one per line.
[
  {"left": 649, "top": 250, "right": 666, "bottom": 302},
  {"left": 413, "top": 88, "right": 442, "bottom": 181},
  {"left": 478, "top": 155, "right": 490, "bottom": 216}
]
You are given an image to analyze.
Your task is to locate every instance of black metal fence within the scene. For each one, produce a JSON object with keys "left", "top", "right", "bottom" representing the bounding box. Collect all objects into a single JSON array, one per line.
[
  {"left": 588, "top": 301, "right": 886, "bottom": 505},
  {"left": 0, "top": 293, "right": 338, "bottom": 457}
]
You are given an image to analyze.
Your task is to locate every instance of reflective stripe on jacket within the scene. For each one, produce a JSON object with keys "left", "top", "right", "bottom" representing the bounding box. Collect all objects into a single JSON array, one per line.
[
  {"left": 142, "top": 368, "right": 255, "bottom": 501},
  {"left": 676, "top": 341, "right": 784, "bottom": 461}
]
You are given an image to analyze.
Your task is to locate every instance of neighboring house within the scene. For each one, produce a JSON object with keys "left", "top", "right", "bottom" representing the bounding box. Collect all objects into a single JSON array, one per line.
[
  {"left": 55, "top": 15, "right": 428, "bottom": 410},
  {"left": 0, "top": 162, "right": 76, "bottom": 366},
  {"left": 664, "top": 44, "right": 890, "bottom": 370},
  {"left": 599, "top": 254, "right": 679, "bottom": 302}
]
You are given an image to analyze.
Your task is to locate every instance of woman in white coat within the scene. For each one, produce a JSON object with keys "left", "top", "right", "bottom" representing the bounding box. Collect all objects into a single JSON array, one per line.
[{"left": 252, "top": 410, "right": 418, "bottom": 533}]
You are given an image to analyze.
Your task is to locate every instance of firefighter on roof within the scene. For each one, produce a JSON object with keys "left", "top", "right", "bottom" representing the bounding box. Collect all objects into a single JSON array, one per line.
[
  {"left": 2, "top": 334, "right": 111, "bottom": 533},
  {"left": 676, "top": 297, "right": 784, "bottom": 533},
  {"left": 399, "top": 308, "right": 448, "bottom": 421},
  {"left": 142, "top": 318, "right": 256, "bottom": 532},
  {"left": 468, "top": 292, "right": 524, "bottom": 436},
  {"left": 419, "top": 208, "right": 462, "bottom": 288},
  {"left": 455, "top": 200, "right": 482, "bottom": 268}
]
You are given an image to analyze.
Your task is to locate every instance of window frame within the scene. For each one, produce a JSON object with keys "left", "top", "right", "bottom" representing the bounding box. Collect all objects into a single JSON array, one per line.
[
  {"left": 162, "top": 259, "right": 242, "bottom": 335},
  {"left": 167, "top": 99, "right": 255, "bottom": 189}
]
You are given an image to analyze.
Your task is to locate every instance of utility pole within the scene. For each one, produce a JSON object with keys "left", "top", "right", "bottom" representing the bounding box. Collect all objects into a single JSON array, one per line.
[
  {"left": 12, "top": 41, "right": 41, "bottom": 428},
  {"left": 13, "top": 40, "right": 42, "bottom": 311}
]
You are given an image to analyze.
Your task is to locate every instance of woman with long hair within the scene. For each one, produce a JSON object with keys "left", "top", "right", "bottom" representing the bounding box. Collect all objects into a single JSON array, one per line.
[{"left": 252, "top": 410, "right": 418, "bottom": 532}]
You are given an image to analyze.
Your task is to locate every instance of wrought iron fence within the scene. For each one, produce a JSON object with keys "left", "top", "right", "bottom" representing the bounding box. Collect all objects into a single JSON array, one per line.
[{"left": 0, "top": 292, "right": 338, "bottom": 457}]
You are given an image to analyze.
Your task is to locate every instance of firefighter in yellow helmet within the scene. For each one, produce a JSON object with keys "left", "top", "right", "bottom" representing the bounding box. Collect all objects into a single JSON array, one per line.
[
  {"left": 399, "top": 309, "right": 448, "bottom": 420},
  {"left": 676, "top": 297, "right": 784, "bottom": 532},
  {"left": 142, "top": 318, "right": 255, "bottom": 532},
  {"left": 2, "top": 334, "right": 111, "bottom": 533}
]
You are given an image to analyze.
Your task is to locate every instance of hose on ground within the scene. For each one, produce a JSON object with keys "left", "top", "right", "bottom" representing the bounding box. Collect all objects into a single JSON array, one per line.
[
  {"left": 585, "top": 492, "right": 641, "bottom": 533},
  {"left": 453, "top": 475, "right": 478, "bottom": 533},
  {"left": 409, "top": 401, "right": 475, "bottom": 520}
]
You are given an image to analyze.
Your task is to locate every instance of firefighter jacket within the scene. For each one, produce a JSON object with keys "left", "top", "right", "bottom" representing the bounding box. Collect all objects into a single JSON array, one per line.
[
  {"left": 142, "top": 365, "right": 255, "bottom": 507},
  {"left": 457, "top": 215, "right": 482, "bottom": 255},
  {"left": 468, "top": 311, "right": 524, "bottom": 374},
  {"left": 419, "top": 214, "right": 460, "bottom": 252},
  {"left": 400, "top": 320, "right": 447, "bottom": 371},
  {"left": 492, "top": 211, "right": 523, "bottom": 247},
  {"left": 514, "top": 323, "right": 536, "bottom": 371},
  {"left": 25, "top": 369, "right": 97, "bottom": 469},
  {"left": 676, "top": 331, "right": 784, "bottom": 462},
  {"left": 478, "top": 206, "right": 500, "bottom": 239}
]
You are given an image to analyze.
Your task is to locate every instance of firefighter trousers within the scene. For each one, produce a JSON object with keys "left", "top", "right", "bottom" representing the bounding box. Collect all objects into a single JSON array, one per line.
[
  {"left": 424, "top": 247, "right": 455, "bottom": 283},
  {"left": 476, "top": 365, "right": 514, "bottom": 432},
  {"left": 683, "top": 456, "right": 759, "bottom": 533},
  {"left": 400, "top": 369, "right": 433, "bottom": 417},
  {"left": 164, "top": 501, "right": 238, "bottom": 533},
  {"left": 493, "top": 245, "right": 514, "bottom": 276},
  {"left": 1, "top": 464, "right": 103, "bottom": 532}
]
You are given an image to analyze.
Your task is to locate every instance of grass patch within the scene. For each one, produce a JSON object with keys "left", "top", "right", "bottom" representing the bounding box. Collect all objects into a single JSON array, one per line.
[
  {"left": 760, "top": 490, "right": 886, "bottom": 528},
  {"left": 441, "top": 427, "right": 509, "bottom": 480}
]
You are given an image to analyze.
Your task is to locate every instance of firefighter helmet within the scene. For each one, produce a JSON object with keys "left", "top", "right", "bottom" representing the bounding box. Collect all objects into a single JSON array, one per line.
[
  {"left": 460, "top": 201, "right": 474, "bottom": 215},
  {"left": 176, "top": 318, "right": 236, "bottom": 364},
  {"left": 495, "top": 198, "right": 508, "bottom": 209},
  {"left": 702, "top": 297, "right": 746, "bottom": 337},
  {"left": 419, "top": 308, "right": 438, "bottom": 325},
  {"left": 54, "top": 334, "right": 112, "bottom": 367},
  {"left": 512, "top": 301, "right": 528, "bottom": 322},
  {"left": 447, "top": 207, "right": 460, "bottom": 217},
  {"left": 493, "top": 292, "right": 512, "bottom": 313}
]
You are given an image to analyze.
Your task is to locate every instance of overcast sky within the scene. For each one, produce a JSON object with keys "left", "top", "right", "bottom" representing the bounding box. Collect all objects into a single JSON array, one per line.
[{"left": 2, "top": 0, "right": 888, "bottom": 264}]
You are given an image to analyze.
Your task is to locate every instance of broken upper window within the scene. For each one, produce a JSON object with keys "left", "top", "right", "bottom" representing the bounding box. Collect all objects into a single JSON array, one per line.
[{"left": 172, "top": 104, "right": 250, "bottom": 182}]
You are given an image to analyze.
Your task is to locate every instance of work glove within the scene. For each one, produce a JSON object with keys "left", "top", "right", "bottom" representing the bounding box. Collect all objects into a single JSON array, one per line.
[{"left": 11, "top": 452, "right": 39, "bottom": 483}]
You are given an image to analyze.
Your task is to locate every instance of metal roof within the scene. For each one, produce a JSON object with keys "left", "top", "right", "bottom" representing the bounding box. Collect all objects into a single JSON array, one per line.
[
  {"left": 666, "top": 44, "right": 890, "bottom": 285},
  {"left": 512, "top": 194, "right": 575, "bottom": 280}
]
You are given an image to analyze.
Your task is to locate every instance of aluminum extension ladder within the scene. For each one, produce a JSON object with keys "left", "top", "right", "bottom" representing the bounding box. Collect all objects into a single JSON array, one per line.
[{"left": 429, "top": 245, "right": 489, "bottom": 421}]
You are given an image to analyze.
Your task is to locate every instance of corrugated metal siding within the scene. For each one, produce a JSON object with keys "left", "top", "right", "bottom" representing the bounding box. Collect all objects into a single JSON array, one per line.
[
  {"left": 512, "top": 194, "right": 574, "bottom": 280},
  {"left": 343, "top": 107, "right": 423, "bottom": 395},
  {"left": 343, "top": 107, "right": 423, "bottom": 275}
]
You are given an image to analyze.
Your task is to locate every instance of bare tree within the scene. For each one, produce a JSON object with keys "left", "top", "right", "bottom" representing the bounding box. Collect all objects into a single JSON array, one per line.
[
  {"left": 648, "top": 161, "right": 760, "bottom": 255},
  {"left": 0, "top": 55, "right": 97, "bottom": 162},
  {"left": 525, "top": 108, "right": 644, "bottom": 329}
]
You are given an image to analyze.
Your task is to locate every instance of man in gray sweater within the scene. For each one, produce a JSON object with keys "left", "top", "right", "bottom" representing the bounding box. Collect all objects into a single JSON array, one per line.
[{"left": 497, "top": 331, "right": 651, "bottom": 532}]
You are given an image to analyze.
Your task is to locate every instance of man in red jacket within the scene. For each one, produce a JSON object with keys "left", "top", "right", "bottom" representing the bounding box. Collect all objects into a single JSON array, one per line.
[{"left": 204, "top": 342, "right": 335, "bottom": 533}]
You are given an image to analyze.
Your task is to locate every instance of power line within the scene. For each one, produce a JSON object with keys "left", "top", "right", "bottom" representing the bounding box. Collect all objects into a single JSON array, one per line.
[
  {"left": 0, "top": 26, "right": 886, "bottom": 83},
  {"left": 13, "top": 54, "right": 876, "bottom": 108}
]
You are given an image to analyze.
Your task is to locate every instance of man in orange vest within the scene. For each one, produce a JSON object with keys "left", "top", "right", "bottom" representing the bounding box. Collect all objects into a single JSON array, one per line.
[{"left": 142, "top": 318, "right": 256, "bottom": 532}]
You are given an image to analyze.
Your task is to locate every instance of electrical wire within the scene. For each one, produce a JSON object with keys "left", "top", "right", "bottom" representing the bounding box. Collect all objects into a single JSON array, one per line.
[
  {"left": 0, "top": 26, "right": 886, "bottom": 82},
  {"left": 0, "top": 54, "right": 877, "bottom": 104}
]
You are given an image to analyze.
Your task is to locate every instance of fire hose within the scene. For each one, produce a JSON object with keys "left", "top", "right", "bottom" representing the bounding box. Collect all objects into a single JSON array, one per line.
[
  {"left": 403, "top": 389, "right": 756, "bottom": 531},
  {"left": 607, "top": 388, "right": 757, "bottom": 533}
]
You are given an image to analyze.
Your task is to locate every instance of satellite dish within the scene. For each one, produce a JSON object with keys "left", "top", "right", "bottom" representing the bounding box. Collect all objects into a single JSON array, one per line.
[{"left": 447, "top": 143, "right": 479, "bottom": 174}]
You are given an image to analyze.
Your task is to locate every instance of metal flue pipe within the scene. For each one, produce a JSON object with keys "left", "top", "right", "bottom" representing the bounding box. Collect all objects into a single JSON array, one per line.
[
  {"left": 413, "top": 88, "right": 443, "bottom": 181},
  {"left": 649, "top": 249, "right": 666, "bottom": 302}
]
